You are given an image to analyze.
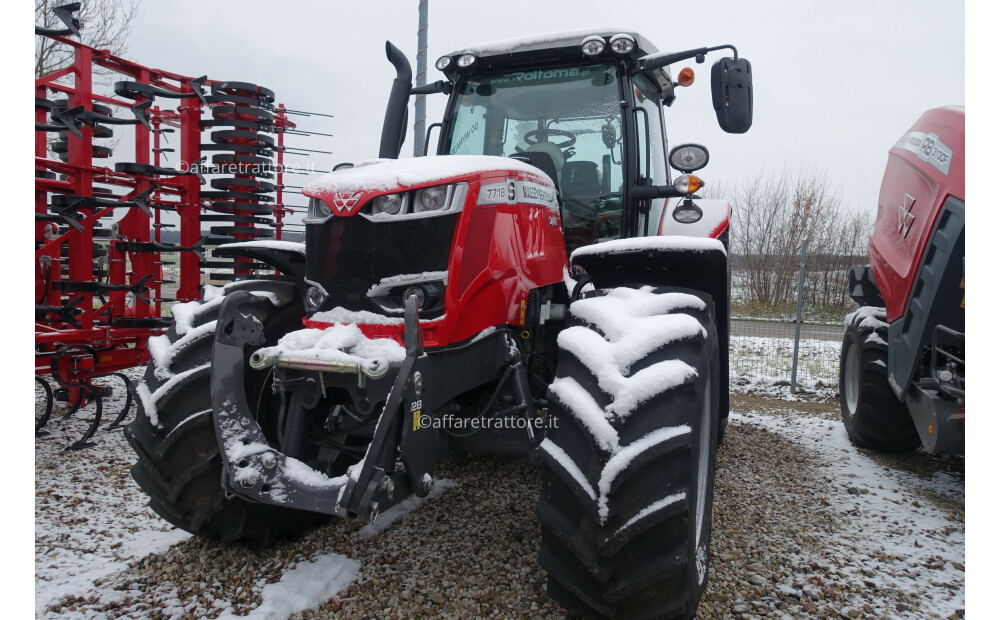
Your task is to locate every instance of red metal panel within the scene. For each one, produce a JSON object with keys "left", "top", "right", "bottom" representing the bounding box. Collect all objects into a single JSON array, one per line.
[{"left": 869, "top": 107, "right": 965, "bottom": 322}]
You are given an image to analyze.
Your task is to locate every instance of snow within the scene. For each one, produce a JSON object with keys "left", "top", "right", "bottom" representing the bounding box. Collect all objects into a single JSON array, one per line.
[
  {"left": 355, "top": 479, "right": 458, "bottom": 540},
  {"left": 148, "top": 320, "right": 217, "bottom": 380},
  {"left": 365, "top": 270, "right": 448, "bottom": 298},
  {"left": 35, "top": 368, "right": 192, "bottom": 616},
  {"left": 256, "top": 323, "right": 407, "bottom": 374},
  {"left": 220, "top": 240, "right": 306, "bottom": 255},
  {"left": 539, "top": 439, "right": 597, "bottom": 502},
  {"left": 303, "top": 155, "right": 553, "bottom": 196},
  {"left": 469, "top": 325, "right": 497, "bottom": 344},
  {"left": 135, "top": 363, "right": 209, "bottom": 428},
  {"left": 548, "top": 377, "right": 620, "bottom": 453},
  {"left": 597, "top": 425, "right": 690, "bottom": 523},
  {"left": 570, "top": 235, "right": 726, "bottom": 260},
  {"left": 283, "top": 457, "right": 349, "bottom": 489},
  {"left": 558, "top": 322, "right": 699, "bottom": 419},
  {"left": 732, "top": 410, "right": 965, "bottom": 617},
  {"left": 846, "top": 305, "right": 888, "bottom": 330},
  {"left": 310, "top": 307, "right": 404, "bottom": 325},
  {"left": 612, "top": 491, "right": 686, "bottom": 538},
  {"left": 866, "top": 331, "right": 888, "bottom": 345},
  {"left": 215, "top": 554, "right": 360, "bottom": 620},
  {"left": 447, "top": 28, "right": 644, "bottom": 56}
]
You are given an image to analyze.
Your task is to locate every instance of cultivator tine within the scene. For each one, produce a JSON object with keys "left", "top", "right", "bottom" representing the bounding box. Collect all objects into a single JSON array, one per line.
[
  {"left": 35, "top": 377, "right": 54, "bottom": 437},
  {"left": 131, "top": 101, "right": 153, "bottom": 131},
  {"left": 104, "top": 373, "right": 135, "bottom": 430},
  {"left": 66, "top": 385, "right": 103, "bottom": 451},
  {"left": 60, "top": 387, "right": 87, "bottom": 422},
  {"left": 132, "top": 188, "right": 154, "bottom": 217}
]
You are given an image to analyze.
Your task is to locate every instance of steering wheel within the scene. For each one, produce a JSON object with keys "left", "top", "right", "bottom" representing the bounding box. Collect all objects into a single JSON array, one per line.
[{"left": 524, "top": 128, "right": 576, "bottom": 150}]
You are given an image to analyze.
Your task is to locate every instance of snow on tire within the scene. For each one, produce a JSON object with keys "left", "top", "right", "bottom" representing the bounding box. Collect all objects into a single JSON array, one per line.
[
  {"left": 839, "top": 306, "right": 920, "bottom": 452},
  {"left": 537, "top": 286, "right": 719, "bottom": 619},
  {"left": 125, "top": 280, "right": 325, "bottom": 546}
]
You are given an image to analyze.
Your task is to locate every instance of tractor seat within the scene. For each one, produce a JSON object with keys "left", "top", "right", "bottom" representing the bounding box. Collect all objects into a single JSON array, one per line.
[
  {"left": 562, "top": 161, "right": 602, "bottom": 203},
  {"left": 509, "top": 149, "right": 561, "bottom": 194}
]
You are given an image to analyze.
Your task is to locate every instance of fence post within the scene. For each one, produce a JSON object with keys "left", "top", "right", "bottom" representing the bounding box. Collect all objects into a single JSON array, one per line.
[{"left": 790, "top": 240, "right": 808, "bottom": 393}]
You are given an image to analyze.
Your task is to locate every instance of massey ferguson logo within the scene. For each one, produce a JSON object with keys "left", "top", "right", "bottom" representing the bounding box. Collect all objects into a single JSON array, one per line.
[
  {"left": 329, "top": 192, "right": 362, "bottom": 212},
  {"left": 897, "top": 193, "right": 916, "bottom": 238}
]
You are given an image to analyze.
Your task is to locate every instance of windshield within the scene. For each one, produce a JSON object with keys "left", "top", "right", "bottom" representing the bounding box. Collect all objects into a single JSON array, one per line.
[{"left": 445, "top": 64, "right": 625, "bottom": 252}]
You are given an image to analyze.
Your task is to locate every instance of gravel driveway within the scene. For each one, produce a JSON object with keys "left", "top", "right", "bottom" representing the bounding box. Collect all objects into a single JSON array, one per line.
[{"left": 35, "top": 378, "right": 964, "bottom": 619}]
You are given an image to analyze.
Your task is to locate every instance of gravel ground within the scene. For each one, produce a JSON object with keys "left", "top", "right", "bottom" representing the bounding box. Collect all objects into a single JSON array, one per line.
[{"left": 35, "top": 380, "right": 964, "bottom": 619}]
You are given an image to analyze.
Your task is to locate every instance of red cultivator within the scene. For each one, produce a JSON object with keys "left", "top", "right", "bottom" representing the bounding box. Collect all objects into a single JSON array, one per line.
[{"left": 34, "top": 3, "right": 328, "bottom": 448}]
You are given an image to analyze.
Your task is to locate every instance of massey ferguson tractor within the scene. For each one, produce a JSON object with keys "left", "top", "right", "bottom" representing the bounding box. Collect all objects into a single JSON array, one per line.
[
  {"left": 840, "top": 106, "right": 964, "bottom": 455},
  {"left": 126, "top": 30, "right": 753, "bottom": 619}
]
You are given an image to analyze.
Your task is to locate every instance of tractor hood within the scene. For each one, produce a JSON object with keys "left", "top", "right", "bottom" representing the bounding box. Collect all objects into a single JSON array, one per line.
[{"left": 303, "top": 155, "right": 554, "bottom": 217}]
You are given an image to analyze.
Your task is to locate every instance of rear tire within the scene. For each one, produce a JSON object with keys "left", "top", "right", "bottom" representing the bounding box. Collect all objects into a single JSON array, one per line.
[
  {"left": 839, "top": 307, "right": 920, "bottom": 452},
  {"left": 125, "top": 281, "right": 326, "bottom": 546},
  {"left": 537, "top": 286, "right": 719, "bottom": 619}
]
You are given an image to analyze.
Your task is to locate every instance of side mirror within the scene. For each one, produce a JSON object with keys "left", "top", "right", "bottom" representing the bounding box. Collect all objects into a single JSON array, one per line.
[{"left": 710, "top": 57, "right": 753, "bottom": 134}]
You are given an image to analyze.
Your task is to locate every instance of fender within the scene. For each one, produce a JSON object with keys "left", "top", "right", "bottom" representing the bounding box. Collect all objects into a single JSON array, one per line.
[{"left": 214, "top": 240, "right": 307, "bottom": 283}]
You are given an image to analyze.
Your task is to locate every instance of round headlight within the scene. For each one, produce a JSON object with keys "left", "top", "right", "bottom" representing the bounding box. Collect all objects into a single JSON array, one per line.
[
  {"left": 457, "top": 53, "right": 477, "bottom": 68},
  {"left": 673, "top": 203, "right": 704, "bottom": 224},
  {"left": 403, "top": 285, "right": 426, "bottom": 307},
  {"left": 669, "top": 144, "right": 710, "bottom": 173},
  {"left": 435, "top": 55, "right": 452, "bottom": 71},
  {"left": 581, "top": 35, "right": 605, "bottom": 56},
  {"left": 609, "top": 34, "right": 635, "bottom": 55},
  {"left": 307, "top": 197, "right": 333, "bottom": 220},
  {"left": 418, "top": 186, "right": 448, "bottom": 211},
  {"left": 377, "top": 193, "right": 403, "bottom": 215},
  {"left": 305, "top": 285, "right": 327, "bottom": 310}
]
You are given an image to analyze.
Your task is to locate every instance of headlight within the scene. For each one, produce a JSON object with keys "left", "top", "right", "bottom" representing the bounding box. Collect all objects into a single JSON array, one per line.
[
  {"left": 377, "top": 193, "right": 403, "bottom": 215},
  {"left": 417, "top": 186, "right": 448, "bottom": 211},
  {"left": 435, "top": 55, "right": 452, "bottom": 71},
  {"left": 305, "top": 197, "right": 333, "bottom": 222},
  {"left": 457, "top": 53, "right": 477, "bottom": 68},
  {"left": 362, "top": 183, "right": 468, "bottom": 221},
  {"left": 673, "top": 201, "right": 704, "bottom": 223},
  {"left": 581, "top": 35, "right": 605, "bottom": 56},
  {"left": 609, "top": 34, "right": 635, "bottom": 55}
]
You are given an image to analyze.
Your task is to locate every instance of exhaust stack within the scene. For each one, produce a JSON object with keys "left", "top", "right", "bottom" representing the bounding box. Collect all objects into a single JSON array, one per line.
[{"left": 379, "top": 42, "right": 413, "bottom": 159}]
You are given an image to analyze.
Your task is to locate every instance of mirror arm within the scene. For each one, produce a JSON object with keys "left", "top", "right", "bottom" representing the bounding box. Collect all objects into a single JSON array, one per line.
[
  {"left": 637, "top": 44, "right": 739, "bottom": 72},
  {"left": 631, "top": 185, "right": 685, "bottom": 200},
  {"left": 411, "top": 81, "right": 452, "bottom": 95}
]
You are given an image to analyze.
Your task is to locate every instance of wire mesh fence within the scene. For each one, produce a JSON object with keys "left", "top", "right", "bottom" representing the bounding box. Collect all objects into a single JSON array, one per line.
[{"left": 729, "top": 243, "right": 855, "bottom": 398}]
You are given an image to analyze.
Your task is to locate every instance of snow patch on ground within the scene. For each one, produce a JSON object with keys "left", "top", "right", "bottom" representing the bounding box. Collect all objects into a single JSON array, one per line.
[
  {"left": 35, "top": 368, "right": 192, "bottom": 616},
  {"left": 731, "top": 410, "right": 965, "bottom": 617},
  {"left": 215, "top": 553, "right": 360, "bottom": 620},
  {"left": 356, "top": 479, "right": 459, "bottom": 540}
]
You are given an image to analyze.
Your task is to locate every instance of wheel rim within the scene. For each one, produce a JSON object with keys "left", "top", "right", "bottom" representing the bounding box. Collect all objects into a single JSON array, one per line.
[
  {"left": 695, "top": 381, "right": 711, "bottom": 547},
  {"left": 844, "top": 342, "right": 860, "bottom": 417}
]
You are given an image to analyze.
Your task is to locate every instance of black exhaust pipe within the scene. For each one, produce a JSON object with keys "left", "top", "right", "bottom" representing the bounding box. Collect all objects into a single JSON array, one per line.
[{"left": 379, "top": 42, "right": 413, "bottom": 159}]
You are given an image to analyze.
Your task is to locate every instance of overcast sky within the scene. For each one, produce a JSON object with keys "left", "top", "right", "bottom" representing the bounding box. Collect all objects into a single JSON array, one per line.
[{"left": 121, "top": 0, "right": 964, "bottom": 219}]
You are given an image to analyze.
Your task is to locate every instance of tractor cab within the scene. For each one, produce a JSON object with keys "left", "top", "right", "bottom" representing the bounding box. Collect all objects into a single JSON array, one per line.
[{"left": 420, "top": 30, "right": 753, "bottom": 252}]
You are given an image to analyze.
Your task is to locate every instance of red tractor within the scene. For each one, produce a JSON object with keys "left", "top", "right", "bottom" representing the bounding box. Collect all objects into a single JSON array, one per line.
[
  {"left": 840, "top": 107, "right": 964, "bottom": 455},
  {"left": 126, "top": 30, "right": 753, "bottom": 618}
]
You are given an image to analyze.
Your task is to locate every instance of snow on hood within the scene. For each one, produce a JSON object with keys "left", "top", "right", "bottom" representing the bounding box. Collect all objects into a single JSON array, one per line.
[{"left": 303, "top": 155, "right": 553, "bottom": 197}]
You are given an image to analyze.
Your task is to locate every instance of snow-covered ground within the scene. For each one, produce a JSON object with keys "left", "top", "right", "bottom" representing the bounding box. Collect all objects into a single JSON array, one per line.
[
  {"left": 34, "top": 353, "right": 963, "bottom": 618},
  {"left": 731, "top": 335, "right": 840, "bottom": 398},
  {"left": 730, "top": 404, "right": 964, "bottom": 617}
]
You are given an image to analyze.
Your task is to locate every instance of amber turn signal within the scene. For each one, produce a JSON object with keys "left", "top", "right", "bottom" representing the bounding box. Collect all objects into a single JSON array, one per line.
[{"left": 677, "top": 67, "right": 695, "bottom": 87}]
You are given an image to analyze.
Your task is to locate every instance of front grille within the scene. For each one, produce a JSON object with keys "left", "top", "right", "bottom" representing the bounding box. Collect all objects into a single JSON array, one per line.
[{"left": 305, "top": 213, "right": 459, "bottom": 316}]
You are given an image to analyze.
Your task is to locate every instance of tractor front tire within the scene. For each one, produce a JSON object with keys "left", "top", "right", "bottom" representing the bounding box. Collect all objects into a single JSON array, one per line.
[
  {"left": 839, "top": 307, "right": 920, "bottom": 452},
  {"left": 537, "top": 286, "right": 719, "bottom": 619},
  {"left": 125, "top": 281, "right": 326, "bottom": 546}
]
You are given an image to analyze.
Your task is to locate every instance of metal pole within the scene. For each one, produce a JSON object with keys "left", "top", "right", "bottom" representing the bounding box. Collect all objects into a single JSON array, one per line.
[
  {"left": 414, "top": 0, "right": 428, "bottom": 156},
  {"left": 790, "top": 239, "right": 808, "bottom": 393}
]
